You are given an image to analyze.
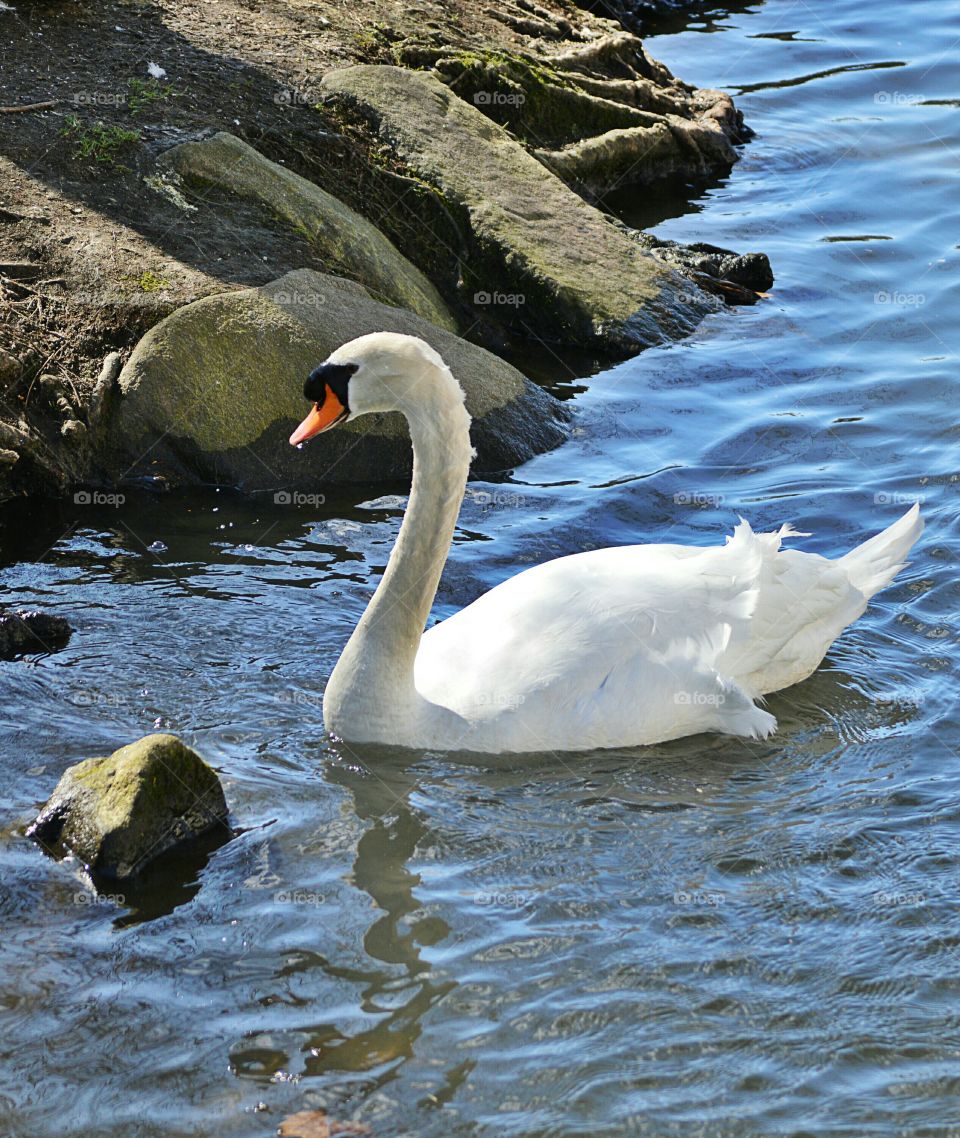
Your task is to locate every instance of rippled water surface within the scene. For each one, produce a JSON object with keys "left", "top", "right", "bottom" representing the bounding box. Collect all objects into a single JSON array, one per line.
[{"left": 2, "top": 2, "right": 959, "bottom": 1135}]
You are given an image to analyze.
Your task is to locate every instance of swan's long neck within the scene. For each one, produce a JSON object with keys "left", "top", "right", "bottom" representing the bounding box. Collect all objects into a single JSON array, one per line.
[{"left": 324, "top": 366, "right": 473, "bottom": 742}]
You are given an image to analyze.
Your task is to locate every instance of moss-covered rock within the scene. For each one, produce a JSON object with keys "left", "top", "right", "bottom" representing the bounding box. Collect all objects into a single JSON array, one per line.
[
  {"left": 104, "top": 269, "right": 569, "bottom": 489},
  {"left": 27, "top": 734, "right": 229, "bottom": 880},
  {"left": 320, "top": 64, "right": 720, "bottom": 354},
  {"left": 160, "top": 131, "right": 456, "bottom": 333},
  {"left": 419, "top": 41, "right": 743, "bottom": 186}
]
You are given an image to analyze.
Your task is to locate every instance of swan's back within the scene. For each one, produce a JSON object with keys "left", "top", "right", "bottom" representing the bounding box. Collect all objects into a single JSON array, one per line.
[{"left": 414, "top": 506, "right": 922, "bottom": 752}]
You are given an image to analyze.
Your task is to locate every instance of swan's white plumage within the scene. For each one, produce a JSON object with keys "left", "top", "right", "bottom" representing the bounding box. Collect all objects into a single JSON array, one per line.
[
  {"left": 415, "top": 506, "right": 922, "bottom": 752},
  {"left": 307, "top": 333, "right": 924, "bottom": 754},
  {"left": 416, "top": 536, "right": 774, "bottom": 752}
]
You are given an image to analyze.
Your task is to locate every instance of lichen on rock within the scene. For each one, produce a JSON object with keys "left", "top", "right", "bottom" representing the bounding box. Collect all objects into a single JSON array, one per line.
[{"left": 27, "top": 733, "right": 229, "bottom": 880}]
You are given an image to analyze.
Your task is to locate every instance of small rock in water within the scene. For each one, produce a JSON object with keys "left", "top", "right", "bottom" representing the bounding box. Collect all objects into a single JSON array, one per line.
[
  {"left": 27, "top": 733, "right": 230, "bottom": 880},
  {"left": 147, "top": 540, "right": 168, "bottom": 553},
  {"left": 0, "top": 610, "right": 71, "bottom": 659}
]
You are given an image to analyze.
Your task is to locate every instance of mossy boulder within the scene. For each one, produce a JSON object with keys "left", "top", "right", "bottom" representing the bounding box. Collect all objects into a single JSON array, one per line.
[
  {"left": 159, "top": 131, "right": 456, "bottom": 333},
  {"left": 320, "top": 64, "right": 719, "bottom": 354},
  {"left": 27, "top": 734, "right": 229, "bottom": 880},
  {"left": 104, "top": 268, "right": 569, "bottom": 490}
]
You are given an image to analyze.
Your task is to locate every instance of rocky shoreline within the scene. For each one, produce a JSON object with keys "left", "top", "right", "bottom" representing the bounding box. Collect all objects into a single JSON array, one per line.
[{"left": 0, "top": 0, "right": 771, "bottom": 504}]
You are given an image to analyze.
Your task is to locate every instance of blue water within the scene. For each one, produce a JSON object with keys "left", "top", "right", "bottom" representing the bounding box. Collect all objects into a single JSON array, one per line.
[{"left": 1, "top": 1, "right": 958, "bottom": 1134}]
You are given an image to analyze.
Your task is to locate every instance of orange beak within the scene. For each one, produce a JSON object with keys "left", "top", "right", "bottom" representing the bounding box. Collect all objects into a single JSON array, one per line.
[{"left": 289, "top": 386, "right": 348, "bottom": 446}]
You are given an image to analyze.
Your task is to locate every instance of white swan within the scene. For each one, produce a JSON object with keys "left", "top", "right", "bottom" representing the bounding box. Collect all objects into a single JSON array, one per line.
[{"left": 290, "top": 332, "right": 923, "bottom": 754}]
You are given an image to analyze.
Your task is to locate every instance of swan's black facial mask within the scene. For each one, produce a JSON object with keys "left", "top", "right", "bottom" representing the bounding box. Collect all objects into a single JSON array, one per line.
[
  {"left": 304, "top": 362, "right": 356, "bottom": 409},
  {"left": 289, "top": 361, "right": 358, "bottom": 446}
]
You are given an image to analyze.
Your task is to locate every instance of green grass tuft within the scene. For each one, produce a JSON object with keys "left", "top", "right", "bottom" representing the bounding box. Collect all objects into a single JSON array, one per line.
[
  {"left": 60, "top": 116, "right": 141, "bottom": 170},
  {"left": 127, "top": 77, "right": 177, "bottom": 115}
]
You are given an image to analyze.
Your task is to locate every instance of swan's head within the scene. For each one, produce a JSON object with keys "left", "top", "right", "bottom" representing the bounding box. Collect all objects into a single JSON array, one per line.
[{"left": 289, "top": 332, "right": 454, "bottom": 446}]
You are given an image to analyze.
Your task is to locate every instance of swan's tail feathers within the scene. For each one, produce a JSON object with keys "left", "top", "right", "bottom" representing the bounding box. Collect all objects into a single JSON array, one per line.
[{"left": 839, "top": 503, "right": 924, "bottom": 599}]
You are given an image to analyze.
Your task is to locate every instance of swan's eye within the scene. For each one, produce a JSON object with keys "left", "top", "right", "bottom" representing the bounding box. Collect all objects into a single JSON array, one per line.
[{"left": 304, "top": 361, "right": 358, "bottom": 409}]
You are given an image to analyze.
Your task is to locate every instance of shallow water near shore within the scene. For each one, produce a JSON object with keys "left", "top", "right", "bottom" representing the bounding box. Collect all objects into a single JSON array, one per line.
[{"left": 2, "top": 1, "right": 959, "bottom": 1134}]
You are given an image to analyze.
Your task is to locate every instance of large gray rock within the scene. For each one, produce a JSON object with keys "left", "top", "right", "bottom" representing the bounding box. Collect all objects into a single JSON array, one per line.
[
  {"left": 160, "top": 131, "right": 456, "bottom": 333},
  {"left": 27, "top": 734, "right": 229, "bottom": 880},
  {"left": 320, "top": 65, "right": 719, "bottom": 355},
  {"left": 105, "top": 269, "right": 569, "bottom": 489}
]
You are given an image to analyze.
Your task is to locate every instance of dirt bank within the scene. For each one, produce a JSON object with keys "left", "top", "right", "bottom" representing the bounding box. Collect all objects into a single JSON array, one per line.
[{"left": 0, "top": 0, "right": 764, "bottom": 503}]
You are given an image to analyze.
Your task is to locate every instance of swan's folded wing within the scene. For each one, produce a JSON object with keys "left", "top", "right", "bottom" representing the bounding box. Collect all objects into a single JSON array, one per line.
[{"left": 415, "top": 535, "right": 770, "bottom": 747}]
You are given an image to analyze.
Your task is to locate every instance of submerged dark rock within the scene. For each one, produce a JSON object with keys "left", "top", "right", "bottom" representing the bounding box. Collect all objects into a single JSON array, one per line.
[
  {"left": 573, "top": 0, "right": 759, "bottom": 36},
  {"left": 632, "top": 234, "right": 774, "bottom": 304},
  {"left": 0, "top": 610, "right": 72, "bottom": 659},
  {"left": 28, "top": 733, "right": 230, "bottom": 880},
  {"left": 651, "top": 239, "right": 775, "bottom": 292}
]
